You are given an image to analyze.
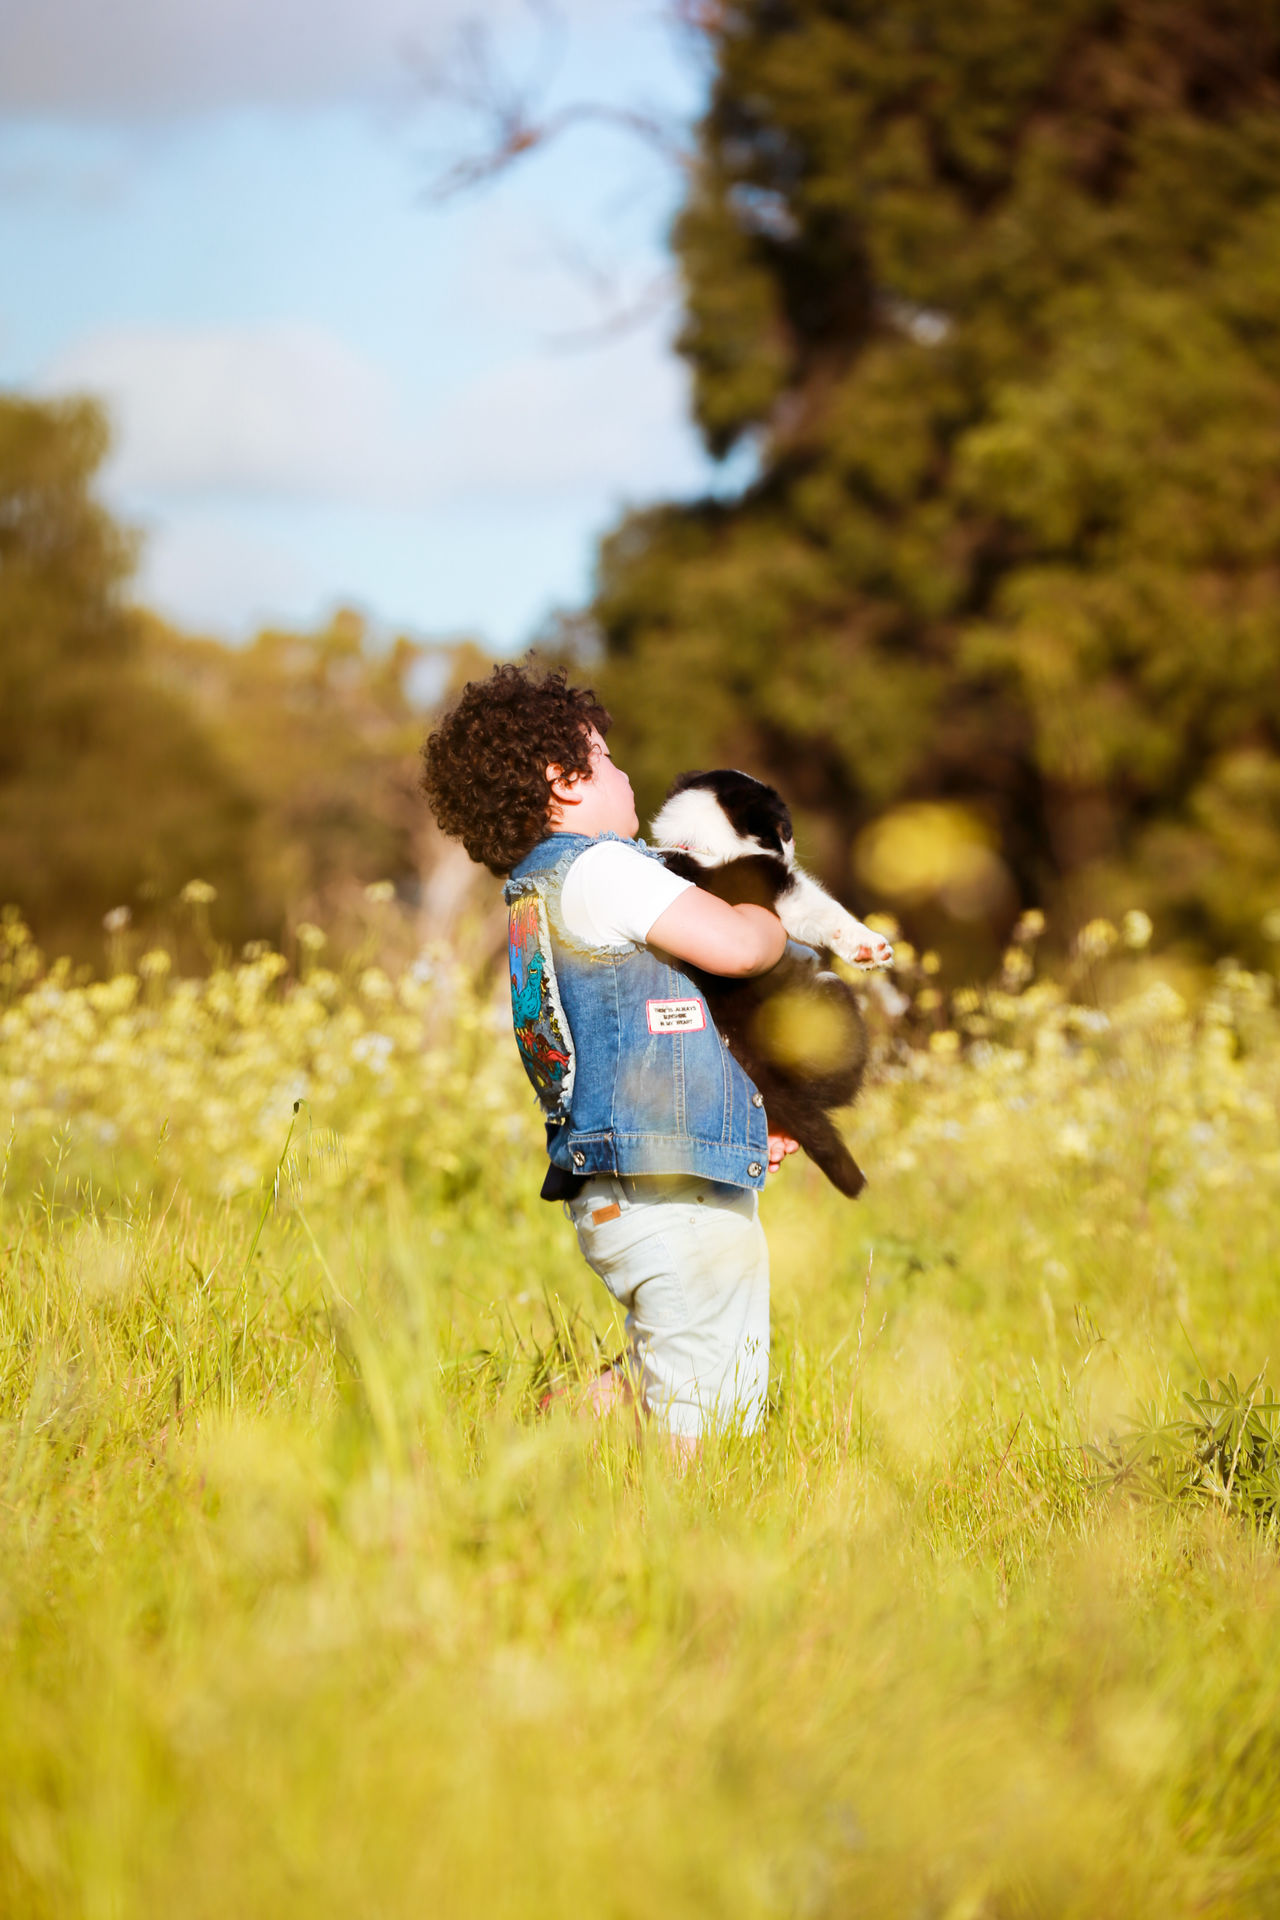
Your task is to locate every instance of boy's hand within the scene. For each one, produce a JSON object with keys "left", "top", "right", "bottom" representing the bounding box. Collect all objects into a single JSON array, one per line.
[{"left": 767, "top": 1132, "right": 799, "bottom": 1174}]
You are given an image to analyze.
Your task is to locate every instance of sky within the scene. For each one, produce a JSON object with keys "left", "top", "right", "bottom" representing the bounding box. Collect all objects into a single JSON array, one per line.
[{"left": 0, "top": 0, "right": 727, "bottom": 650}]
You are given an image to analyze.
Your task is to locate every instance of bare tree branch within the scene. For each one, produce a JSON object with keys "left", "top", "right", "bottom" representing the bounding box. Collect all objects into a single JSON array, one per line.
[
  {"left": 670, "top": 0, "right": 727, "bottom": 41},
  {"left": 542, "top": 267, "right": 678, "bottom": 350},
  {"left": 405, "top": 3, "right": 694, "bottom": 205}
]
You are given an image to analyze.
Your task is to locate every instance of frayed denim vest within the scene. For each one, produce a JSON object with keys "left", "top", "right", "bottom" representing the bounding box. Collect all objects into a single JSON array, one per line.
[{"left": 503, "top": 832, "right": 770, "bottom": 1190}]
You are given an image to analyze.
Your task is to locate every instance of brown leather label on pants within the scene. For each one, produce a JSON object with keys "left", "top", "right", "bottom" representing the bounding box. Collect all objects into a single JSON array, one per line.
[{"left": 591, "top": 1203, "right": 622, "bottom": 1225}]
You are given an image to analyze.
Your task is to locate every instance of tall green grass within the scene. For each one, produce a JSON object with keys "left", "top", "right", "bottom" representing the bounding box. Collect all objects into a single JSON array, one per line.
[{"left": 3, "top": 916, "right": 1280, "bottom": 1916}]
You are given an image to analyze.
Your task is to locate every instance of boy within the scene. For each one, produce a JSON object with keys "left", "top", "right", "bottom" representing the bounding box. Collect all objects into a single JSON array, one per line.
[{"left": 421, "top": 662, "right": 799, "bottom": 1441}]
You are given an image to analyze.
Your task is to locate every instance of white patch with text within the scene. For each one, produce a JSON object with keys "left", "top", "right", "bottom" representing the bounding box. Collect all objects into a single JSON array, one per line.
[{"left": 646, "top": 998, "right": 706, "bottom": 1034}]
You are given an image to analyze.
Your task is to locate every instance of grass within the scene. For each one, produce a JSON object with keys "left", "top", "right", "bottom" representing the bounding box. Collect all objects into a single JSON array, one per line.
[{"left": 3, "top": 912, "right": 1280, "bottom": 1916}]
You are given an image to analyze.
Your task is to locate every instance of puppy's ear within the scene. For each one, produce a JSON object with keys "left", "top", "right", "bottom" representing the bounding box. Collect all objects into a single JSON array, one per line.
[
  {"left": 663, "top": 770, "right": 708, "bottom": 801},
  {"left": 742, "top": 789, "right": 791, "bottom": 854},
  {"left": 764, "top": 784, "right": 793, "bottom": 847}
]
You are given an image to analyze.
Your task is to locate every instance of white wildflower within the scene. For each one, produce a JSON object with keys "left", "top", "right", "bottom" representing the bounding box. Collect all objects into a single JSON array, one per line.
[{"left": 1077, "top": 919, "right": 1118, "bottom": 961}]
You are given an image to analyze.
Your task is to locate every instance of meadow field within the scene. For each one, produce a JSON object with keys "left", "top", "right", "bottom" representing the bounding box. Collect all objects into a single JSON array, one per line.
[{"left": 3, "top": 901, "right": 1280, "bottom": 1918}]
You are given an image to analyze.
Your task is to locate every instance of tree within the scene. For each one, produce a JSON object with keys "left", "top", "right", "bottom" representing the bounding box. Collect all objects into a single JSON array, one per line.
[
  {"left": 148, "top": 610, "right": 462, "bottom": 948},
  {"left": 1, "top": 391, "right": 494, "bottom": 963},
  {"left": 583, "top": 0, "right": 1280, "bottom": 961},
  {"left": 0, "top": 393, "right": 256, "bottom": 959}
]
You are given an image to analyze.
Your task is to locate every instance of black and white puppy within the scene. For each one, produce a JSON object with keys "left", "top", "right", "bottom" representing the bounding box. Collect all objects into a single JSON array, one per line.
[{"left": 650, "top": 770, "right": 894, "bottom": 1200}]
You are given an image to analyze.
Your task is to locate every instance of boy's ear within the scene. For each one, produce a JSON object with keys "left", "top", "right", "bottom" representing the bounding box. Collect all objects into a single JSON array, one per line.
[{"left": 545, "top": 762, "right": 581, "bottom": 799}]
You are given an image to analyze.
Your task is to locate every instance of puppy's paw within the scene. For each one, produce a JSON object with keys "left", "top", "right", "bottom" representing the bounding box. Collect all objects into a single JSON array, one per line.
[{"left": 832, "top": 925, "right": 894, "bottom": 970}]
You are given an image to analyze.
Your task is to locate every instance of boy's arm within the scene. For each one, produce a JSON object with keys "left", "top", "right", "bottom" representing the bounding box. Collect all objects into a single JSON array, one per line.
[{"left": 647, "top": 889, "right": 786, "bottom": 978}]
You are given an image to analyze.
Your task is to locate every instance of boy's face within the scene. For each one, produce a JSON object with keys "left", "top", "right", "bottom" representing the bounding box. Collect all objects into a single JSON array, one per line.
[{"left": 546, "top": 727, "right": 639, "bottom": 839}]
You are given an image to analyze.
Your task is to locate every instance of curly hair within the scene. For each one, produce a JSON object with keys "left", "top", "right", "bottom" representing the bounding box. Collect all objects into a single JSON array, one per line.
[{"left": 420, "top": 662, "right": 611, "bottom": 874}]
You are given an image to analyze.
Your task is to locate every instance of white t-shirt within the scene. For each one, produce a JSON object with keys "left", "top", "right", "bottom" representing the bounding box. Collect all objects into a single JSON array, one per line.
[{"left": 560, "top": 840, "right": 693, "bottom": 948}]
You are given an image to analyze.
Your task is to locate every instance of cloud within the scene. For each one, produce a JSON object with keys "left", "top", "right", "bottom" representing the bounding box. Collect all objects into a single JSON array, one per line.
[
  {"left": 0, "top": 0, "right": 623, "bottom": 120},
  {"left": 131, "top": 510, "right": 317, "bottom": 636},
  {"left": 125, "top": 493, "right": 615, "bottom": 646},
  {"left": 44, "top": 321, "right": 414, "bottom": 501},
  {"left": 42, "top": 314, "right": 705, "bottom": 510},
  {"left": 0, "top": 142, "right": 131, "bottom": 208},
  {"left": 432, "top": 331, "right": 703, "bottom": 500}
]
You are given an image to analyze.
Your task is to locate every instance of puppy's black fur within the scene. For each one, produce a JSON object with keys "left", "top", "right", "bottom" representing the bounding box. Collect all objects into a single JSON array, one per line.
[{"left": 656, "top": 771, "right": 869, "bottom": 1199}]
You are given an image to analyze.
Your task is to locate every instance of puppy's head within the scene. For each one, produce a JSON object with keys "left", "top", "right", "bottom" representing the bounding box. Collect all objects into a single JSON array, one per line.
[{"left": 651, "top": 770, "right": 795, "bottom": 868}]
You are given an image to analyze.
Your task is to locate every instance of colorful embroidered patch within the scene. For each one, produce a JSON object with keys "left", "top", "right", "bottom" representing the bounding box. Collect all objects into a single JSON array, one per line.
[
  {"left": 646, "top": 997, "right": 707, "bottom": 1034},
  {"left": 508, "top": 887, "right": 575, "bottom": 1114}
]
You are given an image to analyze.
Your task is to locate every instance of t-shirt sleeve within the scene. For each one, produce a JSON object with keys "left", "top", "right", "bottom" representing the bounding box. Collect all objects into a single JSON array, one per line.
[{"left": 559, "top": 841, "right": 694, "bottom": 949}]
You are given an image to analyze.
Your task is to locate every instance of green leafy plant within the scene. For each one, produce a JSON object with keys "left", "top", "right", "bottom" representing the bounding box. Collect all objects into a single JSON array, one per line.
[{"left": 1102, "top": 1370, "right": 1280, "bottom": 1527}]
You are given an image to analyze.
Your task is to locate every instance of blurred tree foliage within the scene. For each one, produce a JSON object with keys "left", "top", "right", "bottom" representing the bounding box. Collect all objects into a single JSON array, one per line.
[
  {"left": 0, "top": 391, "right": 475, "bottom": 962},
  {"left": 148, "top": 610, "right": 438, "bottom": 949},
  {"left": 0, "top": 394, "right": 257, "bottom": 960},
  {"left": 586, "top": 0, "right": 1280, "bottom": 961}
]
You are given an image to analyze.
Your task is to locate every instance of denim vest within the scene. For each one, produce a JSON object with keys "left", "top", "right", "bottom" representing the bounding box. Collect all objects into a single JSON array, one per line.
[{"left": 503, "top": 832, "right": 770, "bottom": 1190}]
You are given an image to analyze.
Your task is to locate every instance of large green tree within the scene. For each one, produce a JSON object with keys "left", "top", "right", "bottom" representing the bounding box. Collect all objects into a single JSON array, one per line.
[
  {"left": 149, "top": 608, "right": 449, "bottom": 942},
  {"left": 0, "top": 391, "right": 477, "bottom": 963},
  {"left": 588, "top": 0, "right": 1280, "bottom": 959},
  {"left": 0, "top": 394, "right": 256, "bottom": 959}
]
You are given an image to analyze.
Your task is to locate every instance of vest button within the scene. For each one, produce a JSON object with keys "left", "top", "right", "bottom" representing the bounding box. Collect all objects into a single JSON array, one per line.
[
  {"left": 751, "top": 1092, "right": 764, "bottom": 1108},
  {"left": 748, "top": 1161, "right": 763, "bottom": 1177},
  {"left": 572, "top": 1152, "right": 585, "bottom": 1167}
]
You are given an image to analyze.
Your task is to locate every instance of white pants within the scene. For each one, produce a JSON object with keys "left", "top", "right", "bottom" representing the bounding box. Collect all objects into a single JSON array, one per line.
[{"left": 565, "top": 1173, "right": 770, "bottom": 1438}]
